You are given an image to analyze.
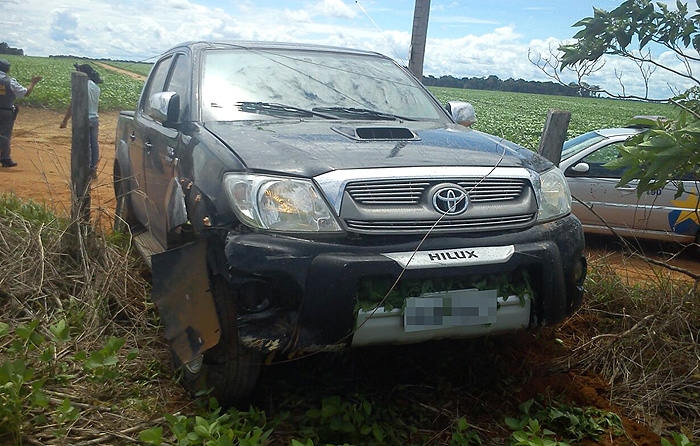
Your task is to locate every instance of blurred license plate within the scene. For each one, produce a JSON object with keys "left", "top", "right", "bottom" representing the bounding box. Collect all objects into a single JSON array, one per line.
[{"left": 403, "top": 289, "right": 497, "bottom": 332}]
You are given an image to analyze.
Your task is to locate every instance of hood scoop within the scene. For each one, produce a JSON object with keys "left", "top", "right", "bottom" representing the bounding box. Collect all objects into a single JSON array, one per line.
[{"left": 332, "top": 125, "right": 420, "bottom": 142}]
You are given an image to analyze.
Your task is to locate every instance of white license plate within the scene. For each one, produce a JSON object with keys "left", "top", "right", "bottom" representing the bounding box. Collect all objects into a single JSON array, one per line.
[{"left": 403, "top": 289, "right": 498, "bottom": 332}]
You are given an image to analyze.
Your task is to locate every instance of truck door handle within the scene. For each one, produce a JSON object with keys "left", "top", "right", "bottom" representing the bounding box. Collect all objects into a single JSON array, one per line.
[
  {"left": 144, "top": 141, "right": 153, "bottom": 153},
  {"left": 130, "top": 132, "right": 136, "bottom": 142}
]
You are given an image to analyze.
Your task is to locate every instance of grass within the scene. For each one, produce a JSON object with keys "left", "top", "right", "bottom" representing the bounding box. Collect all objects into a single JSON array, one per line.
[{"left": 2, "top": 202, "right": 698, "bottom": 445}]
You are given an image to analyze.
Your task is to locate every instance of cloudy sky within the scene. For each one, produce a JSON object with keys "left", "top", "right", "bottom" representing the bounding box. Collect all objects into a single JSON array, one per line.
[{"left": 2, "top": 0, "right": 696, "bottom": 99}]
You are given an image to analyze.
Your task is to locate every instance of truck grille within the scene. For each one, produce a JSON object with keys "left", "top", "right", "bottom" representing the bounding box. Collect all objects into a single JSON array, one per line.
[
  {"left": 341, "top": 177, "right": 536, "bottom": 235},
  {"left": 346, "top": 178, "right": 525, "bottom": 205}
]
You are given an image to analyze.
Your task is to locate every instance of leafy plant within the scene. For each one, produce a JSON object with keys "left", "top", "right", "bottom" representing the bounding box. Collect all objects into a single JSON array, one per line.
[
  {"left": 662, "top": 432, "right": 696, "bottom": 446},
  {"left": 450, "top": 417, "right": 483, "bottom": 446},
  {"left": 505, "top": 398, "right": 624, "bottom": 445},
  {"left": 140, "top": 399, "right": 272, "bottom": 446},
  {"left": 75, "top": 336, "right": 137, "bottom": 382}
]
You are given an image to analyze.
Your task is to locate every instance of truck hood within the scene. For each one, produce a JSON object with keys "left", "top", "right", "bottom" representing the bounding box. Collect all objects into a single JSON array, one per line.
[{"left": 204, "top": 120, "right": 550, "bottom": 177}]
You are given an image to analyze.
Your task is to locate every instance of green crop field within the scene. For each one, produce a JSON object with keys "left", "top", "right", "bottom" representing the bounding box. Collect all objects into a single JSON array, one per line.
[
  {"left": 3, "top": 55, "right": 143, "bottom": 111},
  {"left": 99, "top": 60, "right": 153, "bottom": 77},
  {"left": 3, "top": 55, "right": 676, "bottom": 150},
  {"left": 428, "top": 87, "right": 674, "bottom": 150}
]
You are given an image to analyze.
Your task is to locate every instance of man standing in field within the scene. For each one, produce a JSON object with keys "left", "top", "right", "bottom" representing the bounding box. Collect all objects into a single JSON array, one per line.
[{"left": 0, "top": 58, "right": 42, "bottom": 167}]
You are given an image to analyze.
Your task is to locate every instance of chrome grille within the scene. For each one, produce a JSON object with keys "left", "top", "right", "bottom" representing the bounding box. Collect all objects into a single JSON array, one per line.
[
  {"left": 346, "top": 178, "right": 526, "bottom": 205},
  {"left": 345, "top": 213, "right": 536, "bottom": 233},
  {"left": 346, "top": 180, "right": 430, "bottom": 205},
  {"left": 458, "top": 179, "right": 524, "bottom": 202}
]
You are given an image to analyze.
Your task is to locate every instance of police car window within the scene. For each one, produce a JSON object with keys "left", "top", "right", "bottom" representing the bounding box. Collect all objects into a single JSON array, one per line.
[{"left": 582, "top": 143, "right": 626, "bottom": 178}]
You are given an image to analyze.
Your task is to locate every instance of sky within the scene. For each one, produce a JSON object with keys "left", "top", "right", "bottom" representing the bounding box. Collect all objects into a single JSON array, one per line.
[{"left": 2, "top": 0, "right": 696, "bottom": 99}]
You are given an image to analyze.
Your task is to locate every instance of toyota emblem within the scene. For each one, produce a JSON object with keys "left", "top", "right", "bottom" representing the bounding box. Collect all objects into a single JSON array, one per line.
[{"left": 433, "top": 186, "right": 469, "bottom": 215}]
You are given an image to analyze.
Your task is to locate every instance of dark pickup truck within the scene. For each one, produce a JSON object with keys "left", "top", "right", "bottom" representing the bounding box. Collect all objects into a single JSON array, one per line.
[{"left": 113, "top": 40, "right": 586, "bottom": 405}]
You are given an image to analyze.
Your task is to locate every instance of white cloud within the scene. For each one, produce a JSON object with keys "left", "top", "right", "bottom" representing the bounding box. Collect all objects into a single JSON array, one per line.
[
  {"left": 3, "top": 0, "right": 694, "bottom": 98},
  {"left": 315, "top": 0, "right": 356, "bottom": 19}
]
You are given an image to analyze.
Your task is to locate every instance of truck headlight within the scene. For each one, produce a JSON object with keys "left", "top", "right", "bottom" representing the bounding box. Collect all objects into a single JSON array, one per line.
[
  {"left": 537, "top": 167, "right": 572, "bottom": 222},
  {"left": 224, "top": 173, "right": 342, "bottom": 232}
]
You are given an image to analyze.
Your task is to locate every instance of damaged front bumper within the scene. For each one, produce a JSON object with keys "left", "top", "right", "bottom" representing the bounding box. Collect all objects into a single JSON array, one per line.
[{"left": 222, "top": 214, "right": 586, "bottom": 355}]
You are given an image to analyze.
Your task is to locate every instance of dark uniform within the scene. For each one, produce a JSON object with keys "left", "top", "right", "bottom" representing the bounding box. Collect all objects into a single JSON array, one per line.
[
  {"left": 0, "top": 66, "right": 18, "bottom": 165},
  {"left": 0, "top": 58, "right": 41, "bottom": 167}
]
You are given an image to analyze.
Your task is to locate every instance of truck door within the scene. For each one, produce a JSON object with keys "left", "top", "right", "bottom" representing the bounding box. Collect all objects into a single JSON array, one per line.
[
  {"left": 129, "top": 54, "right": 176, "bottom": 236},
  {"left": 142, "top": 52, "right": 191, "bottom": 248}
]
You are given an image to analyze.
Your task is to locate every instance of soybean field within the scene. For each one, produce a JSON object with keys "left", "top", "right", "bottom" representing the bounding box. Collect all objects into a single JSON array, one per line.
[{"left": 429, "top": 86, "right": 673, "bottom": 150}]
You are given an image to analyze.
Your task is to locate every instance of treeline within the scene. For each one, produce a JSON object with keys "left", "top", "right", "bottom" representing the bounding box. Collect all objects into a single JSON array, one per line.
[
  {"left": 48, "top": 54, "right": 142, "bottom": 64},
  {"left": 0, "top": 42, "right": 24, "bottom": 56},
  {"left": 422, "top": 74, "right": 601, "bottom": 98}
]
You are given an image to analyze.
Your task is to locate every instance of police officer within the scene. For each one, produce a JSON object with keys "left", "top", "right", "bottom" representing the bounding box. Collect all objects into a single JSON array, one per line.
[{"left": 0, "top": 58, "right": 42, "bottom": 167}]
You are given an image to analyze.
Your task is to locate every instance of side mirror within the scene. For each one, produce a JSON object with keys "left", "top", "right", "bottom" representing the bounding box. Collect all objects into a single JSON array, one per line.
[
  {"left": 447, "top": 101, "right": 477, "bottom": 127},
  {"left": 148, "top": 91, "right": 180, "bottom": 128},
  {"left": 569, "top": 162, "right": 590, "bottom": 175}
]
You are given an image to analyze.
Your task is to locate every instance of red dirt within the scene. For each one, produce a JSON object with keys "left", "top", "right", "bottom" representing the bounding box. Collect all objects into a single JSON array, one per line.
[
  {"left": 3, "top": 106, "right": 676, "bottom": 445},
  {"left": 3, "top": 107, "right": 118, "bottom": 224}
]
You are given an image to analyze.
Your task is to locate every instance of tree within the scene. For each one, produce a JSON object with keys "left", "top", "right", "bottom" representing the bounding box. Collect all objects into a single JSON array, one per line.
[
  {"left": 0, "top": 42, "right": 24, "bottom": 56},
  {"left": 540, "top": 0, "right": 700, "bottom": 195}
]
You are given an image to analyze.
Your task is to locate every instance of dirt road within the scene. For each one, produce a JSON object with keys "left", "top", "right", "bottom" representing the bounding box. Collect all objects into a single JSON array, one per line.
[{"left": 3, "top": 107, "right": 119, "bottom": 226}]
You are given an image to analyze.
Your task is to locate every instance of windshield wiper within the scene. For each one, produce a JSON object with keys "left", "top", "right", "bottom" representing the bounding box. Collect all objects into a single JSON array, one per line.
[
  {"left": 236, "top": 102, "right": 339, "bottom": 120},
  {"left": 311, "top": 107, "right": 415, "bottom": 121}
]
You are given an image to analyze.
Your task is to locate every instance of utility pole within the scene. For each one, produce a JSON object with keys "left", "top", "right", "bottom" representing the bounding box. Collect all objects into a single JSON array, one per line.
[{"left": 408, "top": 0, "right": 431, "bottom": 81}]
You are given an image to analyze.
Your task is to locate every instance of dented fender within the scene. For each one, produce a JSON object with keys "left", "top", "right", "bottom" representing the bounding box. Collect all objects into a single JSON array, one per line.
[
  {"left": 151, "top": 238, "right": 221, "bottom": 364},
  {"left": 166, "top": 177, "right": 188, "bottom": 233}
]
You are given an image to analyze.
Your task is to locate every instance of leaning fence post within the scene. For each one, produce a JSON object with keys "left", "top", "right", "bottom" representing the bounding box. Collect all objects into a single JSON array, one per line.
[
  {"left": 538, "top": 109, "right": 571, "bottom": 167},
  {"left": 68, "top": 71, "right": 91, "bottom": 245}
]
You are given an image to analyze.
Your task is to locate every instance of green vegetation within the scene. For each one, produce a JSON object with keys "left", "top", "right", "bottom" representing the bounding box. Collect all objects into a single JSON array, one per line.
[
  {"left": 2, "top": 54, "right": 142, "bottom": 111},
  {"left": 553, "top": 0, "right": 700, "bottom": 195},
  {"left": 100, "top": 60, "right": 153, "bottom": 77},
  {"left": 429, "top": 87, "right": 673, "bottom": 150}
]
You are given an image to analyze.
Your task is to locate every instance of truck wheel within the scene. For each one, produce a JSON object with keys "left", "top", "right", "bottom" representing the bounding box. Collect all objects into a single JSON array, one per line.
[
  {"left": 114, "top": 176, "right": 136, "bottom": 233},
  {"left": 181, "top": 277, "right": 262, "bottom": 406}
]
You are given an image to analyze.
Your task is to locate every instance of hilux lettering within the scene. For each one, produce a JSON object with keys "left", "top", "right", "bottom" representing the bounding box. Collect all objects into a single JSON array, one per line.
[{"left": 428, "top": 250, "right": 478, "bottom": 261}]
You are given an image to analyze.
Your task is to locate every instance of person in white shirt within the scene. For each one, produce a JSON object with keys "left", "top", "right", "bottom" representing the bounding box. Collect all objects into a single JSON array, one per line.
[{"left": 60, "top": 63, "right": 102, "bottom": 177}]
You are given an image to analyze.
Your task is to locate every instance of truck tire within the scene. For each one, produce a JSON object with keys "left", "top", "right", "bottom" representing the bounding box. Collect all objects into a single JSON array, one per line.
[{"left": 181, "top": 276, "right": 262, "bottom": 407}]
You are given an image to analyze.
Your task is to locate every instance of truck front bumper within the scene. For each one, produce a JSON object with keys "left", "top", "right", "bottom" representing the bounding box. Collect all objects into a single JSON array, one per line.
[{"left": 223, "top": 215, "right": 586, "bottom": 353}]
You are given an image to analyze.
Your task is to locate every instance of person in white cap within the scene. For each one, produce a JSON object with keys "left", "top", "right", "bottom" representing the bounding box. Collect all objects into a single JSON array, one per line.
[{"left": 0, "top": 58, "right": 42, "bottom": 167}]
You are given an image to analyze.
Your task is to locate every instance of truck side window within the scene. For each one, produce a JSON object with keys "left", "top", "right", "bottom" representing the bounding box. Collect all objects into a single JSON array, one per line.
[
  {"left": 141, "top": 55, "right": 173, "bottom": 118},
  {"left": 166, "top": 54, "right": 190, "bottom": 121}
]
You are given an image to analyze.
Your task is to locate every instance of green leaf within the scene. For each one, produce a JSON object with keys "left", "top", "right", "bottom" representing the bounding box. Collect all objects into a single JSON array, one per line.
[
  {"left": 139, "top": 427, "right": 164, "bottom": 445},
  {"left": 0, "top": 322, "right": 9, "bottom": 338}
]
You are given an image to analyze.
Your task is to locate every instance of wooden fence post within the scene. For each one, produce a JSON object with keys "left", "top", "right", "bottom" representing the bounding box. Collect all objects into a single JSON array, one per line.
[
  {"left": 68, "top": 71, "right": 91, "bottom": 243},
  {"left": 537, "top": 109, "right": 571, "bottom": 167}
]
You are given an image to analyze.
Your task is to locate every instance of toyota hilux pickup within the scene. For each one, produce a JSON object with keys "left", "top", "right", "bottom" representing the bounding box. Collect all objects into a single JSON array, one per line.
[{"left": 113, "top": 40, "right": 587, "bottom": 405}]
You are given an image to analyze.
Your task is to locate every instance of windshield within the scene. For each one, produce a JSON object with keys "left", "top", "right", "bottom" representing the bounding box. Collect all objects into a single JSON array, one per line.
[
  {"left": 200, "top": 48, "right": 443, "bottom": 122},
  {"left": 560, "top": 131, "right": 606, "bottom": 161}
]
